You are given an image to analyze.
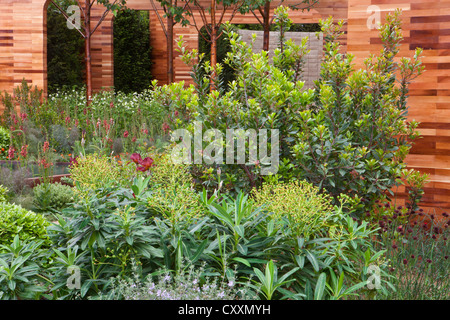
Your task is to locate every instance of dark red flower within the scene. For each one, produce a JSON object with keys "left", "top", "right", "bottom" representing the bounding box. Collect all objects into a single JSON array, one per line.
[
  {"left": 137, "top": 157, "right": 154, "bottom": 172},
  {"left": 403, "top": 259, "right": 408, "bottom": 265},
  {"left": 69, "top": 156, "right": 78, "bottom": 167},
  {"left": 130, "top": 153, "right": 142, "bottom": 164}
]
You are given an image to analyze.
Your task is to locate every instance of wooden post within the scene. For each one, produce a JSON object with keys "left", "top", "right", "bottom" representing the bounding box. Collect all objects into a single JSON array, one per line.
[
  {"left": 85, "top": 0, "right": 92, "bottom": 105},
  {"left": 167, "top": 6, "right": 174, "bottom": 84},
  {"left": 210, "top": 0, "right": 217, "bottom": 91},
  {"left": 262, "top": 1, "right": 270, "bottom": 52}
]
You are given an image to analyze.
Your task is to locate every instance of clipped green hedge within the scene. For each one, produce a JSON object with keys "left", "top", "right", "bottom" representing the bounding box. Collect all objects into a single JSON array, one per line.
[{"left": 0, "top": 202, "right": 51, "bottom": 250}]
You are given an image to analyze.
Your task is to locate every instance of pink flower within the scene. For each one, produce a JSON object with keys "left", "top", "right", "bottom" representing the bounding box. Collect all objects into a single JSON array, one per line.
[
  {"left": 20, "top": 145, "right": 28, "bottom": 158},
  {"left": 123, "top": 131, "right": 129, "bottom": 138},
  {"left": 7, "top": 146, "right": 15, "bottom": 160},
  {"left": 162, "top": 122, "right": 170, "bottom": 133}
]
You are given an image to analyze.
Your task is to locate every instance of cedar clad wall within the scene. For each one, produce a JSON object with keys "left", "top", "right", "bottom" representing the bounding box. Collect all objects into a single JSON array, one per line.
[{"left": 1, "top": 0, "right": 450, "bottom": 212}]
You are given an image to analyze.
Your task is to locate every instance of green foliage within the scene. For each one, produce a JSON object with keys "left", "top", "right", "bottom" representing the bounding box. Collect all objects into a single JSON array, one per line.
[
  {"left": 247, "top": 259, "right": 300, "bottom": 300},
  {"left": 33, "top": 182, "right": 74, "bottom": 213},
  {"left": 47, "top": 185, "right": 163, "bottom": 298},
  {"left": 0, "top": 126, "right": 10, "bottom": 160},
  {"left": 0, "top": 202, "right": 51, "bottom": 250},
  {"left": 69, "top": 153, "right": 136, "bottom": 194},
  {"left": 399, "top": 168, "right": 429, "bottom": 212},
  {"left": 0, "top": 185, "right": 8, "bottom": 203},
  {"left": 291, "top": 11, "right": 424, "bottom": 214},
  {"left": 175, "top": 19, "right": 314, "bottom": 195},
  {"left": 0, "top": 236, "right": 52, "bottom": 300},
  {"left": 251, "top": 180, "right": 333, "bottom": 237},
  {"left": 145, "top": 151, "right": 206, "bottom": 227},
  {"left": 113, "top": 9, "right": 153, "bottom": 93}
]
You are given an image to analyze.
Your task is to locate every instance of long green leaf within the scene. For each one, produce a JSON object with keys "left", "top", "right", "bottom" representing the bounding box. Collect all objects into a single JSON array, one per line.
[{"left": 314, "top": 272, "right": 327, "bottom": 300}]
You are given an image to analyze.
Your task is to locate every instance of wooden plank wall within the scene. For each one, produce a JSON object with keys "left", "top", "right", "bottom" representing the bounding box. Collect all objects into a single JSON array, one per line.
[
  {"left": 0, "top": 0, "right": 48, "bottom": 98},
  {"left": 1, "top": 0, "right": 450, "bottom": 212}
]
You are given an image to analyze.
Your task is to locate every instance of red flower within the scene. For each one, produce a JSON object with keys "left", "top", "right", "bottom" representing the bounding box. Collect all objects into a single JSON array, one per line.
[
  {"left": 130, "top": 153, "right": 143, "bottom": 164},
  {"left": 43, "top": 141, "right": 50, "bottom": 152},
  {"left": 130, "top": 153, "right": 154, "bottom": 172},
  {"left": 138, "top": 157, "right": 154, "bottom": 171},
  {"left": 123, "top": 131, "right": 129, "bottom": 138}
]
